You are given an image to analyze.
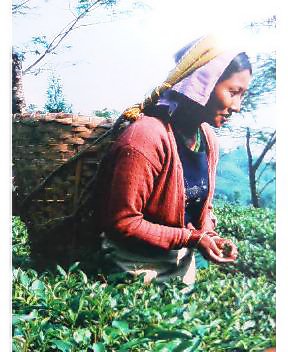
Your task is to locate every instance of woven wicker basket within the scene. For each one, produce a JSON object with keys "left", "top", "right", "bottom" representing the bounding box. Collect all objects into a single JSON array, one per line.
[{"left": 13, "top": 112, "right": 118, "bottom": 267}]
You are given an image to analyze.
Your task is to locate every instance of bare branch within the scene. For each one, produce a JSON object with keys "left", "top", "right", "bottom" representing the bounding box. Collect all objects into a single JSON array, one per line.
[
  {"left": 23, "top": 0, "right": 103, "bottom": 75},
  {"left": 256, "top": 154, "right": 275, "bottom": 183},
  {"left": 12, "top": 0, "right": 32, "bottom": 14},
  {"left": 258, "top": 177, "right": 276, "bottom": 196},
  {"left": 253, "top": 131, "right": 276, "bottom": 172},
  {"left": 246, "top": 127, "right": 253, "bottom": 170}
]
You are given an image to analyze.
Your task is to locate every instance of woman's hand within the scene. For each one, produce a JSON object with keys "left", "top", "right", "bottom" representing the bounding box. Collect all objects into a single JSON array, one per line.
[
  {"left": 197, "top": 233, "right": 238, "bottom": 264},
  {"left": 186, "top": 223, "right": 237, "bottom": 263},
  {"left": 212, "top": 236, "right": 238, "bottom": 260}
]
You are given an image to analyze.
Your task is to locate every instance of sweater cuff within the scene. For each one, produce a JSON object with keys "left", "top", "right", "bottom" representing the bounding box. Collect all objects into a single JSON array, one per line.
[{"left": 181, "top": 228, "right": 200, "bottom": 248}]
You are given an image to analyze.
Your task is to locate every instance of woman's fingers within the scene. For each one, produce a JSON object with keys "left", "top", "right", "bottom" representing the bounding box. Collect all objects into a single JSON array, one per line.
[
  {"left": 226, "top": 240, "right": 238, "bottom": 258},
  {"left": 199, "top": 235, "right": 222, "bottom": 258},
  {"left": 199, "top": 235, "right": 238, "bottom": 263},
  {"left": 213, "top": 237, "right": 238, "bottom": 259},
  {"left": 186, "top": 222, "right": 196, "bottom": 230},
  {"left": 208, "top": 249, "right": 236, "bottom": 263}
]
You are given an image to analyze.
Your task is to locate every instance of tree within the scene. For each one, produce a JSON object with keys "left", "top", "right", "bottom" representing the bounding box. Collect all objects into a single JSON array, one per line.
[
  {"left": 44, "top": 75, "right": 72, "bottom": 113},
  {"left": 12, "top": 51, "right": 26, "bottom": 114},
  {"left": 93, "top": 108, "right": 120, "bottom": 120},
  {"left": 217, "top": 16, "right": 276, "bottom": 208},
  {"left": 246, "top": 128, "right": 275, "bottom": 207},
  {"left": 242, "top": 49, "right": 276, "bottom": 207},
  {"left": 12, "top": 0, "right": 145, "bottom": 113},
  {"left": 13, "top": 0, "right": 145, "bottom": 75}
]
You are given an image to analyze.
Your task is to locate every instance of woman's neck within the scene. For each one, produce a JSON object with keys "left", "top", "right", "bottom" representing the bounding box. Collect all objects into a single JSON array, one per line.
[
  {"left": 172, "top": 122, "right": 201, "bottom": 150},
  {"left": 172, "top": 115, "right": 202, "bottom": 147}
]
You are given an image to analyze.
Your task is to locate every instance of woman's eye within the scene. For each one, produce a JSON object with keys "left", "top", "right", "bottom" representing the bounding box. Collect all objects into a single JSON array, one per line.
[{"left": 230, "top": 90, "right": 239, "bottom": 97}]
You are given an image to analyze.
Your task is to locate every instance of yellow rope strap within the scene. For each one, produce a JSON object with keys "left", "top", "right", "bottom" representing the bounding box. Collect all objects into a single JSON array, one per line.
[{"left": 122, "top": 34, "right": 225, "bottom": 122}]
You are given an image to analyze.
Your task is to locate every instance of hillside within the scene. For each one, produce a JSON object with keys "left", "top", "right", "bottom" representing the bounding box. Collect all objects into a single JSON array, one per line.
[{"left": 216, "top": 147, "right": 275, "bottom": 208}]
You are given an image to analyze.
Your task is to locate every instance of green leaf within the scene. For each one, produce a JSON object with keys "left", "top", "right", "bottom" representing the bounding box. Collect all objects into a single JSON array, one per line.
[
  {"left": 13, "top": 311, "right": 38, "bottom": 325},
  {"left": 19, "top": 271, "right": 30, "bottom": 287},
  {"left": 56, "top": 265, "right": 67, "bottom": 277},
  {"left": 73, "top": 328, "right": 91, "bottom": 344},
  {"left": 51, "top": 339, "right": 73, "bottom": 352},
  {"left": 31, "top": 279, "right": 45, "bottom": 291},
  {"left": 145, "top": 328, "right": 191, "bottom": 340},
  {"left": 79, "top": 270, "right": 88, "bottom": 284},
  {"left": 173, "top": 337, "right": 202, "bottom": 352},
  {"left": 30, "top": 279, "right": 46, "bottom": 298},
  {"left": 40, "top": 317, "right": 50, "bottom": 326},
  {"left": 70, "top": 295, "right": 84, "bottom": 313},
  {"left": 103, "top": 327, "right": 121, "bottom": 341},
  {"left": 242, "top": 320, "right": 256, "bottom": 331},
  {"left": 118, "top": 338, "right": 151, "bottom": 351},
  {"left": 153, "top": 340, "right": 182, "bottom": 351},
  {"left": 91, "top": 342, "right": 105, "bottom": 352},
  {"left": 68, "top": 262, "right": 80, "bottom": 273},
  {"left": 12, "top": 340, "right": 23, "bottom": 352},
  {"left": 111, "top": 320, "right": 130, "bottom": 334}
]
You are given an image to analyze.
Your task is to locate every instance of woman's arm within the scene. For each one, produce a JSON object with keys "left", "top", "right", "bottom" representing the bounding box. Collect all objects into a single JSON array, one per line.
[
  {"left": 103, "top": 143, "right": 237, "bottom": 263},
  {"left": 104, "top": 145, "right": 193, "bottom": 250}
]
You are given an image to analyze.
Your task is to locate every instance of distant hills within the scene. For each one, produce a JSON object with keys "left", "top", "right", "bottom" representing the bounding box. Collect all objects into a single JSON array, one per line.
[{"left": 215, "top": 147, "right": 275, "bottom": 209}]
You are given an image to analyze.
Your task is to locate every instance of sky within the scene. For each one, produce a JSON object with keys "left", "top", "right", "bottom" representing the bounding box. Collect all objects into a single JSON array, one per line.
[{"left": 12, "top": 0, "right": 277, "bottom": 116}]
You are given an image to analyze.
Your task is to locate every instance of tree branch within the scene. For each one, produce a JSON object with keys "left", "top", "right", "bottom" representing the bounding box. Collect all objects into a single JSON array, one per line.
[
  {"left": 12, "top": 0, "right": 32, "bottom": 13},
  {"left": 246, "top": 127, "right": 253, "bottom": 170},
  {"left": 253, "top": 130, "right": 276, "bottom": 172},
  {"left": 258, "top": 177, "right": 276, "bottom": 195},
  {"left": 256, "top": 154, "right": 275, "bottom": 183},
  {"left": 23, "top": 0, "right": 102, "bottom": 75}
]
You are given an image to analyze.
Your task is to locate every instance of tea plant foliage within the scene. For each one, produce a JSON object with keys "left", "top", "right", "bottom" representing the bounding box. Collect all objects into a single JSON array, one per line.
[{"left": 12, "top": 204, "right": 275, "bottom": 351}]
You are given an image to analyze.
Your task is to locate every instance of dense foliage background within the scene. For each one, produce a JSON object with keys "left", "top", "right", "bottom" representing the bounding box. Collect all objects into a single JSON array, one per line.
[{"left": 12, "top": 204, "right": 275, "bottom": 351}]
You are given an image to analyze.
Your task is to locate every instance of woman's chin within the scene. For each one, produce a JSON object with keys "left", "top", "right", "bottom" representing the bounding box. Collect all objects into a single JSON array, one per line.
[
  {"left": 210, "top": 116, "right": 228, "bottom": 128},
  {"left": 207, "top": 119, "right": 222, "bottom": 128}
]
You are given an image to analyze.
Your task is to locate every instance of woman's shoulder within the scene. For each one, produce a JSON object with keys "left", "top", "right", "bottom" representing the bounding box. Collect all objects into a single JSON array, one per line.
[
  {"left": 132, "top": 114, "right": 169, "bottom": 135},
  {"left": 112, "top": 115, "right": 172, "bottom": 168},
  {"left": 116, "top": 115, "right": 170, "bottom": 148}
]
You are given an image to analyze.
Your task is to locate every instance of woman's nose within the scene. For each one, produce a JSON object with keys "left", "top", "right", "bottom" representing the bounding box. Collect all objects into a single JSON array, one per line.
[{"left": 231, "top": 96, "right": 241, "bottom": 113}]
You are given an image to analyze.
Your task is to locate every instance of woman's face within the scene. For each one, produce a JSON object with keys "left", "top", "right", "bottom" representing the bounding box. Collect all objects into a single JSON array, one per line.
[{"left": 204, "top": 69, "right": 252, "bottom": 128}]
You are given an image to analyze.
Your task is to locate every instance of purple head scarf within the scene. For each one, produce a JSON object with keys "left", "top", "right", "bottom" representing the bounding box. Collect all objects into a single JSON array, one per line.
[{"left": 171, "top": 45, "right": 240, "bottom": 107}]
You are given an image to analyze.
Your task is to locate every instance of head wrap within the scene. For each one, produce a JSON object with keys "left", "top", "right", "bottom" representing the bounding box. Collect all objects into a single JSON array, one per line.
[
  {"left": 171, "top": 49, "right": 240, "bottom": 106},
  {"left": 121, "top": 34, "right": 241, "bottom": 121}
]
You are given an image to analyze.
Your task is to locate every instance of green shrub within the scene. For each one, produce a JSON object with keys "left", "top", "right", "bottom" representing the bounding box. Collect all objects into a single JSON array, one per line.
[
  {"left": 214, "top": 204, "right": 275, "bottom": 280},
  {"left": 12, "top": 204, "right": 275, "bottom": 351}
]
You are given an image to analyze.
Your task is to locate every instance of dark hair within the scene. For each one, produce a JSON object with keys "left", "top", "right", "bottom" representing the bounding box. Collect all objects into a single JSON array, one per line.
[{"left": 218, "top": 52, "right": 252, "bottom": 82}]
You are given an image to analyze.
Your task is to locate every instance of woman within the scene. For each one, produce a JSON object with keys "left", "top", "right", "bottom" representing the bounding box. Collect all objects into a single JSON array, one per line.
[{"left": 95, "top": 34, "right": 252, "bottom": 285}]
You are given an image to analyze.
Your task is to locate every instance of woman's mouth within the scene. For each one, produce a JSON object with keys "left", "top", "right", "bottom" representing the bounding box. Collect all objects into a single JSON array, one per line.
[{"left": 220, "top": 114, "right": 231, "bottom": 125}]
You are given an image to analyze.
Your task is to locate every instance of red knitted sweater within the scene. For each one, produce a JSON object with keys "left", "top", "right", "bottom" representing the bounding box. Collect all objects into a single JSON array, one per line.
[{"left": 95, "top": 115, "right": 219, "bottom": 251}]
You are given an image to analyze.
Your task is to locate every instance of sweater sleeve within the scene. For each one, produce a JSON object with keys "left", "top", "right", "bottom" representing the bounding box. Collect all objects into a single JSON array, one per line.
[{"left": 106, "top": 145, "right": 191, "bottom": 250}]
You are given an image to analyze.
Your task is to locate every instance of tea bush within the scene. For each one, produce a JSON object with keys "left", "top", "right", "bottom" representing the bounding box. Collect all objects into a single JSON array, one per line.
[{"left": 12, "top": 204, "right": 275, "bottom": 351}]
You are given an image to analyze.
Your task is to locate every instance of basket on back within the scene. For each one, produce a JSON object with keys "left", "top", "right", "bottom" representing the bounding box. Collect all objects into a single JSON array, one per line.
[{"left": 13, "top": 112, "right": 120, "bottom": 268}]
